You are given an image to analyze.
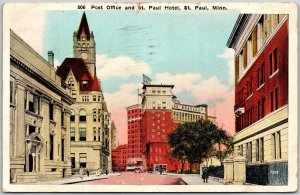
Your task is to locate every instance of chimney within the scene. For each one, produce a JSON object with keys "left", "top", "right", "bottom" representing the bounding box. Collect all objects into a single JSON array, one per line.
[{"left": 48, "top": 51, "right": 54, "bottom": 67}]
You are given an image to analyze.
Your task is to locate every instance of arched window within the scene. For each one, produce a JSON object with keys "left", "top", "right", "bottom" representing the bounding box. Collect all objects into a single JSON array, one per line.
[
  {"left": 68, "top": 78, "right": 75, "bottom": 88},
  {"left": 79, "top": 109, "right": 86, "bottom": 122},
  {"left": 70, "top": 110, "right": 75, "bottom": 122}
]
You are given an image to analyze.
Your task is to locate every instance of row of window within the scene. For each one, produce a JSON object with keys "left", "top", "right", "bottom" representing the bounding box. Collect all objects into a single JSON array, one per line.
[
  {"left": 173, "top": 112, "right": 204, "bottom": 122},
  {"left": 236, "top": 14, "right": 285, "bottom": 80},
  {"left": 173, "top": 104, "right": 204, "bottom": 112},
  {"left": 237, "top": 48, "right": 279, "bottom": 104},
  {"left": 81, "top": 95, "right": 102, "bottom": 102},
  {"left": 237, "top": 88, "right": 279, "bottom": 130},
  {"left": 238, "top": 131, "right": 282, "bottom": 163}
]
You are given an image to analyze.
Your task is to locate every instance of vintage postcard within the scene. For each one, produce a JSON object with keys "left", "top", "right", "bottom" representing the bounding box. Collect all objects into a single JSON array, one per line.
[{"left": 2, "top": 2, "right": 298, "bottom": 192}]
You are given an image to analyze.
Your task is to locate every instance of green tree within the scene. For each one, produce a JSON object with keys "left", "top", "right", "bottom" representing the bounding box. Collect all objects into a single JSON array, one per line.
[{"left": 168, "top": 119, "right": 230, "bottom": 171}]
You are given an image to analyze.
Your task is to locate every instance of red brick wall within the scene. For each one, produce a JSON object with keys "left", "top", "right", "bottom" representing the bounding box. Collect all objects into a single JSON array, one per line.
[
  {"left": 127, "top": 107, "right": 143, "bottom": 158},
  {"left": 141, "top": 110, "right": 186, "bottom": 171},
  {"left": 235, "top": 20, "right": 288, "bottom": 133}
]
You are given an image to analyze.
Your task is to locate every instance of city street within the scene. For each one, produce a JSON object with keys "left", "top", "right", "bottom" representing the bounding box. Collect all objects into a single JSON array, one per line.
[{"left": 79, "top": 172, "right": 186, "bottom": 185}]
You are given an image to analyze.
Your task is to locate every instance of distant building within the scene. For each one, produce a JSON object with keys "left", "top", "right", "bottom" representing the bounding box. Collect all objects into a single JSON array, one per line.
[
  {"left": 10, "top": 30, "right": 75, "bottom": 183},
  {"left": 56, "top": 12, "right": 111, "bottom": 173},
  {"left": 126, "top": 104, "right": 143, "bottom": 158},
  {"left": 111, "top": 121, "right": 118, "bottom": 150},
  {"left": 227, "top": 14, "right": 288, "bottom": 183},
  {"left": 112, "top": 144, "right": 128, "bottom": 172}
]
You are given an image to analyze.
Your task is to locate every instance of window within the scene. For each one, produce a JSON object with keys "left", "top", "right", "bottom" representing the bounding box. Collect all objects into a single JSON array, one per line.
[
  {"left": 70, "top": 110, "right": 75, "bottom": 122},
  {"left": 61, "top": 111, "right": 65, "bottom": 126},
  {"left": 93, "top": 95, "right": 96, "bottom": 101},
  {"left": 247, "top": 142, "right": 252, "bottom": 163},
  {"left": 274, "top": 48, "right": 278, "bottom": 72},
  {"left": 98, "top": 115, "right": 101, "bottom": 122},
  {"left": 50, "top": 135, "right": 54, "bottom": 160},
  {"left": 70, "top": 128, "right": 75, "bottom": 141},
  {"left": 79, "top": 153, "right": 87, "bottom": 168},
  {"left": 79, "top": 109, "right": 86, "bottom": 122},
  {"left": 270, "top": 91, "right": 274, "bottom": 112},
  {"left": 79, "top": 128, "right": 86, "bottom": 141},
  {"left": 270, "top": 48, "right": 278, "bottom": 76},
  {"left": 98, "top": 109, "right": 101, "bottom": 114},
  {"left": 49, "top": 103, "right": 54, "bottom": 120},
  {"left": 257, "top": 101, "right": 261, "bottom": 120},
  {"left": 93, "top": 127, "right": 97, "bottom": 141},
  {"left": 98, "top": 96, "right": 101, "bottom": 101},
  {"left": 256, "top": 139, "right": 259, "bottom": 162},
  {"left": 10, "top": 81, "right": 14, "bottom": 104},
  {"left": 81, "top": 80, "right": 88, "bottom": 88},
  {"left": 98, "top": 128, "right": 101, "bottom": 141},
  {"left": 257, "top": 63, "right": 265, "bottom": 88},
  {"left": 68, "top": 78, "right": 75, "bottom": 88},
  {"left": 72, "top": 90, "right": 76, "bottom": 99},
  {"left": 275, "top": 88, "right": 279, "bottom": 110},
  {"left": 272, "top": 131, "right": 281, "bottom": 159},
  {"left": 93, "top": 115, "right": 96, "bottom": 122},
  {"left": 262, "top": 97, "right": 265, "bottom": 117},
  {"left": 61, "top": 139, "right": 65, "bottom": 161}
]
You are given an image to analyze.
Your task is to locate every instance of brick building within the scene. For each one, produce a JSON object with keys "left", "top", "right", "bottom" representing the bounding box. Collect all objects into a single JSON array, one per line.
[
  {"left": 227, "top": 14, "right": 288, "bottom": 184},
  {"left": 112, "top": 144, "right": 128, "bottom": 172},
  {"left": 140, "top": 83, "right": 212, "bottom": 172},
  {"left": 126, "top": 104, "right": 143, "bottom": 158}
]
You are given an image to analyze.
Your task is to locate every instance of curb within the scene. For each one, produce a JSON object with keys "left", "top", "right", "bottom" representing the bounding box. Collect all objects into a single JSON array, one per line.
[{"left": 64, "top": 176, "right": 109, "bottom": 184}]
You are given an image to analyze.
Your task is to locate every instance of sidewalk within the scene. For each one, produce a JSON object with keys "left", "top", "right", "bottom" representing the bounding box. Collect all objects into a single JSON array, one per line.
[
  {"left": 174, "top": 174, "right": 224, "bottom": 185},
  {"left": 35, "top": 173, "right": 121, "bottom": 185}
]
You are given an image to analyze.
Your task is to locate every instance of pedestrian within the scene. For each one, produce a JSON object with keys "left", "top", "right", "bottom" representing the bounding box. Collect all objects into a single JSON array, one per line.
[
  {"left": 86, "top": 168, "right": 90, "bottom": 177},
  {"left": 159, "top": 166, "right": 163, "bottom": 175},
  {"left": 105, "top": 169, "right": 108, "bottom": 175},
  {"left": 79, "top": 167, "right": 83, "bottom": 180},
  {"left": 202, "top": 167, "right": 209, "bottom": 183}
]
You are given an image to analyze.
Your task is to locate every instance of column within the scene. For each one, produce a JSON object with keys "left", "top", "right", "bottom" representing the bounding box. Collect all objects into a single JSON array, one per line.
[
  {"left": 15, "top": 83, "right": 26, "bottom": 158},
  {"left": 233, "top": 155, "right": 247, "bottom": 184},
  {"left": 223, "top": 156, "right": 234, "bottom": 184}
]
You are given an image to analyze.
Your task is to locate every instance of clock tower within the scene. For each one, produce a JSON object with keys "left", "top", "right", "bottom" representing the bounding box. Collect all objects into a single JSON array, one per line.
[{"left": 73, "top": 12, "right": 96, "bottom": 77}]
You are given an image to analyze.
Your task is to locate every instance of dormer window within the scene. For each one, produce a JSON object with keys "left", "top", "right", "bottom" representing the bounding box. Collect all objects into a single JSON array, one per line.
[{"left": 81, "top": 80, "right": 88, "bottom": 88}]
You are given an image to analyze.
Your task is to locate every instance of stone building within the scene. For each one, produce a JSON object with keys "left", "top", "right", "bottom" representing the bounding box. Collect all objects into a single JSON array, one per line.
[
  {"left": 227, "top": 14, "right": 288, "bottom": 184},
  {"left": 10, "top": 30, "right": 75, "bottom": 183},
  {"left": 56, "top": 13, "right": 111, "bottom": 173}
]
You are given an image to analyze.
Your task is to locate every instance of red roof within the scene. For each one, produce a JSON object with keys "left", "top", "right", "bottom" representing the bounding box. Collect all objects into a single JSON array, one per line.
[
  {"left": 77, "top": 12, "right": 90, "bottom": 40},
  {"left": 56, "top": 58, "right": 101, "bottom": 92}
]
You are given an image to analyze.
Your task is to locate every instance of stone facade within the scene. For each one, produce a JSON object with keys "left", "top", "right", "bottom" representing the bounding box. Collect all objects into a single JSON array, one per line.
[
  {"left": 10, "top": 30, "right": 75, "bottom": 183},
  {"left": 56, "top": 13, "right": 111, "bottom": 173}
]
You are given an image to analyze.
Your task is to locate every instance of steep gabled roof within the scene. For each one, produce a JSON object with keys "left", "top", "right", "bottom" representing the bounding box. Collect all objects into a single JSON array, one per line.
[
  {"left": 77, "top": 12, "right": 90, "bottom": 40},
  {"left": 56, "top": 58, "right": 101, "bottom": 92},
  {"left": 57, "top": 58, "right": 90, "bottom": 81}
]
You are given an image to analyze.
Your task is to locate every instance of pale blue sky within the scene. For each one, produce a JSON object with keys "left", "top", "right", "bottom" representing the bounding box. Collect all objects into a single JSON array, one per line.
[{"left": 43, "top": 10, "right": 239, "bottom": 95}]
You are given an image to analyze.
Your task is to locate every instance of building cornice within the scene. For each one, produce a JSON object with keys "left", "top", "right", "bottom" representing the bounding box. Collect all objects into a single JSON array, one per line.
[{"left": 11, "top": 56, "right": 75, "bottom": 106}]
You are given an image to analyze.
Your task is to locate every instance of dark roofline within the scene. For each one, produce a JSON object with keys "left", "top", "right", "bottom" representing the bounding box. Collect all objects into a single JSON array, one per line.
[
  {"left": 227, "top": 14, "right": 246, "bottom": 48},
  {"left": 142, "top": 84, "right": 174, "bottom": 89}
]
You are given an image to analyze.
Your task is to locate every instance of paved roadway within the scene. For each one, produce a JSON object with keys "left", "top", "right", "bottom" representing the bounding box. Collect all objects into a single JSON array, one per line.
[{"left": 79, "top": 172, "right": 186, "bottom": 185}]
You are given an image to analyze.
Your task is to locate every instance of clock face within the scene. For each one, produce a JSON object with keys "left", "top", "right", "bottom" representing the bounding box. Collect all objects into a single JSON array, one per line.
[{"left": 81, "top": 52, "right": 88, "bottom": 60}]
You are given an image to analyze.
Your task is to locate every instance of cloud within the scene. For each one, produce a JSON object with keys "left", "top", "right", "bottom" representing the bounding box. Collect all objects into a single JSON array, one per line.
[
  {"left": 104, "top": 83, "right": 143, "bottom": 145},
  {"left": 96, "top": 55, "right": 151, "bottom": 80},
  {"left": 107, "top": 72, "right": 235, "bottom": 143},
  {"left": 9, "top": 7, "right": 46, "bottom": 54},
  {"left": 217, "top": 48, "right": 235, "bottom": 86},
  {"left": 154, "top": 72, "right": 230, "bottom": 105}
]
